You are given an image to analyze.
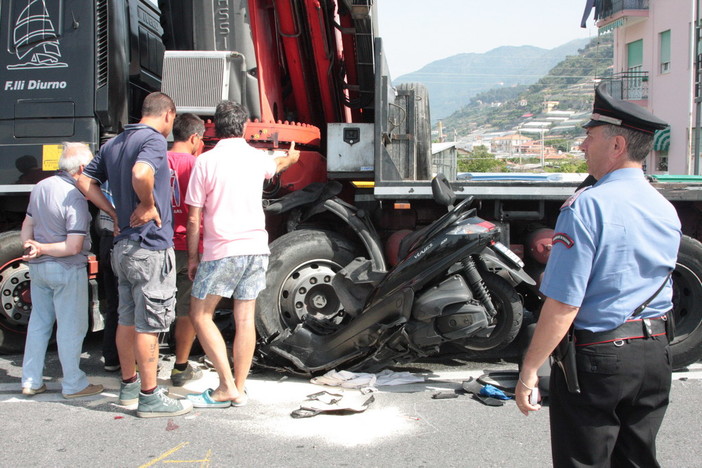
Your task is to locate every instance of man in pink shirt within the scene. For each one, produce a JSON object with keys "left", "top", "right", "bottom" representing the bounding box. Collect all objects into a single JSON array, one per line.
[
  {"left": 168, "top": 113, "right": 205, "bottom": 387},
  {"left": 185, "top": 101, "right": 299, "bottom": 407}
]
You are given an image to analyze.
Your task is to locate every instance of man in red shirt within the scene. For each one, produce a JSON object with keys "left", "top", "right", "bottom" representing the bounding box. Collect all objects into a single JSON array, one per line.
[{"left": 168, "top": 113, "right": 206, "bottom": 386}]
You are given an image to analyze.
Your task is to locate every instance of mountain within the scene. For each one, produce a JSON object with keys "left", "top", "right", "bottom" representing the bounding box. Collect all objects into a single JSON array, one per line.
[
  {"left": 441, "top": 35, "right": 614, "bottom": 137},
  {"left": 394, "top": 38, "right": 591, "bottom": 120}
]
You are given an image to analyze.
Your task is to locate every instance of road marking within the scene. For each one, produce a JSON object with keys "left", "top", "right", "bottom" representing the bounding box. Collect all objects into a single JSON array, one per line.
[
  {"left": 161, "top": 448, "right": 212, "bottom": 466},
  {"left": 139, "top": 442, "right": 189, "bottom": 468}
]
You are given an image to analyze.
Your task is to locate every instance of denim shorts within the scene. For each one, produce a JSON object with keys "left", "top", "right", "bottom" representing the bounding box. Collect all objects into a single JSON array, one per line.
[
  {"left": 192, "top": 255, "right": 268, "bottom": 301},
  {"left": 111, "top": 239, "right": 176, "bottom": 333}
]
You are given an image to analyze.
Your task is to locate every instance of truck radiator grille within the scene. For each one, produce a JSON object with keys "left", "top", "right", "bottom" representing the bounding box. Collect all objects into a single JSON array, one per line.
[
  {"left": 162, "top": 51, "right": 241, "bottom": 115},
  {"left": 95, "top": 0, "right": 108, "bottom": 88}
]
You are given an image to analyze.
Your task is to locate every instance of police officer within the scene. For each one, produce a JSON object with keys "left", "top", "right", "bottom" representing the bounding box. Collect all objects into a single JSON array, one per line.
[{"left": 516, "top": 83, "right": 681, "bottom": 467}]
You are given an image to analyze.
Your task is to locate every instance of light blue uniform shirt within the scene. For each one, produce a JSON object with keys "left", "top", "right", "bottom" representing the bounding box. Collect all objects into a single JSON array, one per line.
[{"left": 540, "top": 168, "right": 681, "bottom": 332}]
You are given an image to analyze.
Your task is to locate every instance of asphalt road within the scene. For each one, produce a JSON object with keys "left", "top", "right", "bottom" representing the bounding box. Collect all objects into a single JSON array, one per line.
[{"left": 1, "top": 333, "right": 700, "bottom": 468}]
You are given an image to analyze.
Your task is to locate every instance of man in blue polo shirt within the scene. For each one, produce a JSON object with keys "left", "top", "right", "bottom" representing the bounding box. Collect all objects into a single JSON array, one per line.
[
  {"left": 516, "top": 83, "right": 681, "bottom": 467},
  {"left": 78, "top": 92, "right": 192, "bottom": 418}
]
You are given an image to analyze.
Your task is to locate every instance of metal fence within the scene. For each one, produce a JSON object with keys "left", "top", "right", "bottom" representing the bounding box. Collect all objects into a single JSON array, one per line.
[
  {"left": 594, "top": 0, "right": 649, "bottom": 21},
  {"left": 601, "top": 71, "right": 649, "bottom": 100}
]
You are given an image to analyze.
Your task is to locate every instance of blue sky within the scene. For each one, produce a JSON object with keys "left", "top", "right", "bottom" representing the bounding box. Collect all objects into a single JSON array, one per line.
[{"left": 377, "top": 0, "right": 597, "bottom": 77}]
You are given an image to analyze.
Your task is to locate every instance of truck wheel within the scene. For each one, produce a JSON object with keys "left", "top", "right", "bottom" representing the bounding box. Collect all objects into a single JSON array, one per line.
[
  {"left": 256, "top": 230, "right": 359, "bottom": 341},
  {"left": 0, "top": 231, "right": 31, "bottom": 354},
  {"left": 671, "top": 235, "right": 702, "bottom": 369},
  {"left": 458, "top": 272, "right": 524, "bottom": 352},
  {"left": 397, "top": 83, "right": 432, "bottom": 180}
]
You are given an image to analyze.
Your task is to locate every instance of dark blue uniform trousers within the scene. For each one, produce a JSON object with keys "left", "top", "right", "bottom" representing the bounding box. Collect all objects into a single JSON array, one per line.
[{"left": 549, "top": 335, "right": 671, "bottom": 468}]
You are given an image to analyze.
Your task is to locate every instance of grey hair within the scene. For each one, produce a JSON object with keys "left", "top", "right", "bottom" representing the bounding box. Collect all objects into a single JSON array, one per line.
[
  {"left": 59, "top": 142, "right": 93, "bottom": 175},
  {"left": 601, "top": 124, "right": 654, "bottom": 162}
]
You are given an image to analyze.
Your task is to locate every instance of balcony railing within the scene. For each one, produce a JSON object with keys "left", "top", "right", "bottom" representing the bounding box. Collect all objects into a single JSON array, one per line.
[
  {"left": 601, "top": 71, "right": 649, "bottom": 101},
  {"left": 594, "top": 0, "right": 649, "bottom": 21}
]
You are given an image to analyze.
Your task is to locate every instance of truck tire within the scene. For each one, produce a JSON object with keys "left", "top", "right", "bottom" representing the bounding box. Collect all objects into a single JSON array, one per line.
[
  {"left": 671, "top": 235, "right": 702, "bottom": 369},
  {"left": 397, "top": 83, "right": 432, "bottom": 180},
  {"left": 256, "top": 230, "right": 359, "bottom": 341},
  {"left": 458, "top": 272, "right": 524, "bottom": 352},
  {"left": 0, "top": 231, "right": 31, "bottom": 354}
]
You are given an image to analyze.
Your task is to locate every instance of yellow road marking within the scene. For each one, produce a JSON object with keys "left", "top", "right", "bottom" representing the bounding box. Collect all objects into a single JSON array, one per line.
[
  {"left": 139, "top": 442, "right": 189, "bottom": 468},
  {"left": 161, "top": 448, "right": 212, "bottom": 467}
]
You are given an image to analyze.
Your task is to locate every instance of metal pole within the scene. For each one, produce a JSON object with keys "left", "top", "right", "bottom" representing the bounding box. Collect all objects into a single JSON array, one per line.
[
  {"left": 695, "top": 0, "right": 702, "bottom": 174},
  {"left": 541, "top": 130, "right": 545, "bottom": 169}
]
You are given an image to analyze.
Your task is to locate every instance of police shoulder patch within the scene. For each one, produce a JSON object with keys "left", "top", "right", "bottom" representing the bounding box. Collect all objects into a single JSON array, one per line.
[
  {"left": 560, "top": 186, "right": 590, "bottom": 210},
  {"left": 553, "top": 232, "right": 575, "bottom": 249}
]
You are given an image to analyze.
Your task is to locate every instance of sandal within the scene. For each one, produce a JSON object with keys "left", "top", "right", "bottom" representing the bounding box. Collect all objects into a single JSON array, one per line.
[
  {"left": 231, "top": 390, "right": 248, "bottom": 407},
  {"left": 186, "top": 388, "right": 232, "bottom": 408}
]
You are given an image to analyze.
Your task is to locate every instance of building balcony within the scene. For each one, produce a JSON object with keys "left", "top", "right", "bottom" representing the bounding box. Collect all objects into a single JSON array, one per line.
[
  {"left": 601, "top": 71, "right": 649, "bottom": 101},
  {"left": 594, "top": 0, "right": 649, "bottom": 22}
]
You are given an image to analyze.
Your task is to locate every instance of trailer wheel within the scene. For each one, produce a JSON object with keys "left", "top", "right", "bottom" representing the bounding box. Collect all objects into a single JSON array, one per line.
[
  {"left": 256, "top": 230, "right": 359, "bottom": 341},
  {"left": 458, "top": 272, "right": 524, "bottom": 352},
  {"left": 0, "top": 231, "right": 31, "bottom": 354},
  {"left": 670, "top": 235, "right": 702, "bottom": 369},
  {"left": 397, "top": 83, "right": 432, "bottom": 180}
]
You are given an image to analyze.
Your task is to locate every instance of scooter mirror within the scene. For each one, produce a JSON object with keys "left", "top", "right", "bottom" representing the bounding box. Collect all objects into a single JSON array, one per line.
[{"left": 432, "top": 173, "right": 456, "bottom": 208}]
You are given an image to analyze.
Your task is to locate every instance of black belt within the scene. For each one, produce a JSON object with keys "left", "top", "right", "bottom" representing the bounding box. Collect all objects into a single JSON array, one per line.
[{"left": 574, "top": 316, "right": 668, "bottom": 346}]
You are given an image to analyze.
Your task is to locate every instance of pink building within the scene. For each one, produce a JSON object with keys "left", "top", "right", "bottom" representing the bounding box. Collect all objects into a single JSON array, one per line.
[{"left": 584, "top": 0, "right": 698, "bottom": 175}]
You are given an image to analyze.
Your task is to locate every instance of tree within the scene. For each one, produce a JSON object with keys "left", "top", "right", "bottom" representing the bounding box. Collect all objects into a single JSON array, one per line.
[
  {"left": 458, "top": 145, "right": 508, "bottom": 172},
  {"left": 545, "top": 160, "right": 588, "bottom": 173},
  {"left": 548, "top": 138, "right": 570, "bottom": 153}
]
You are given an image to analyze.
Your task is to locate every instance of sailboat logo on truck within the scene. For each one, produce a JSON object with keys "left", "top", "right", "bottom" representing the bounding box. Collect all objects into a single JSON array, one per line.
[{"left": 6, "top": 0, "right": 67, "bottom": 71}]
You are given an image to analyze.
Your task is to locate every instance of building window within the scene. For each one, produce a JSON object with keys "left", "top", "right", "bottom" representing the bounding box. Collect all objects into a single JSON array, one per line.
[
  {"left": 627, "top": 39, "right": 643, "bottom": 71},
  {"left": 657, "top": 152, "right": 669, "bottom": 172},
  {"left": 660, "top": 30, "right": 671, "bottom": 74},
  {"left": 627, "top": 39, "right": 644, "bottom": 99}
]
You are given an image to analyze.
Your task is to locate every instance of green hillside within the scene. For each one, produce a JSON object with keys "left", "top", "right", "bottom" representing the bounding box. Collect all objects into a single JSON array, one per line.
[
  {"left": 395, "top": 39, "right": 590, "bottom": 120},
  {"left": 440, "top": 34, "right": 614, "bottom": 137}
]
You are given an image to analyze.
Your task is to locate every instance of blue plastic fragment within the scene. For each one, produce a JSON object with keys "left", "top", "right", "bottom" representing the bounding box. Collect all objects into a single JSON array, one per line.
[{"left": 479, "top": 384, "right": 512, "bottom": 400}]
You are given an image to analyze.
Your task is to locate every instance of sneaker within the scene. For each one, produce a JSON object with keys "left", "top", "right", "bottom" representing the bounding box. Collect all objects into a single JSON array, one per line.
[
  {"left": 137, "top": 387, "right": 193, "bottom": 418},
  {"left": 22, "top": 384, "right": 47, "bottom": 396},
  {"left": 170, "top": 362, "right": 203, "bottom": 387},
  {"left": 119, "top": 377, "right": 141, "bottom": 406},
  {"left": 104, "top": 363, "right": 121, "bottom": 372},
  {"left": 63, "top": 384, "right": 104, "bottom": 399}
]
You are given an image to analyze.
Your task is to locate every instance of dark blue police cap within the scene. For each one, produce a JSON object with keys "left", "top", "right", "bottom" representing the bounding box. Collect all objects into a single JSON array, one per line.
[{"left": 583, "top": 82, "right": 668, "bottom": 134}]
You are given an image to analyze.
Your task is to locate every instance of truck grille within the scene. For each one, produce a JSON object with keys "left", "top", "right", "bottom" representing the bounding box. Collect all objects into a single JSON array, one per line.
[
  {"left": 95, "top": 0, "right": 108, "bottom": 88},
  {"left": 162, "top": 51, "right": 246, "bottom": 115}
]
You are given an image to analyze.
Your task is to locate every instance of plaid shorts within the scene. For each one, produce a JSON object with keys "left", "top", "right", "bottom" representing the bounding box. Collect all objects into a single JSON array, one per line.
[{"left": 192, "top": 254, "right": 268, "bottom": 300}]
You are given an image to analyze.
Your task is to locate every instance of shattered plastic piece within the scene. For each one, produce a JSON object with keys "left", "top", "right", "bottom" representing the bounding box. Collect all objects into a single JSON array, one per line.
[
  {"left": 291, "top": 394, "right": 375, "bottom": 418},
  {"left": 462, "top": 377, "right": 484, "bottom": 395},
  {"left": 306, "top": 391, "right": 344, "bottom": 405},
  {"left": 432, "top": 391, "right": 459, "bottom": 399},
  {"left": 477, "top": 371, "right": 518, "bottom": 394},
  {"left": 114, "top": 415, "right": 124, "bottom": 420},
  {"left": 472, "top": 394, "right": 505, "bottom": 407}
]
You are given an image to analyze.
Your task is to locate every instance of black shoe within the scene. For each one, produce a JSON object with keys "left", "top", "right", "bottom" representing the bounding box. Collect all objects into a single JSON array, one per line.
[{"left": 170, "top": 362, "right": 204, "bottom": 387}]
